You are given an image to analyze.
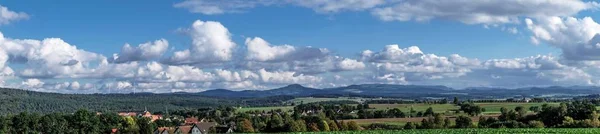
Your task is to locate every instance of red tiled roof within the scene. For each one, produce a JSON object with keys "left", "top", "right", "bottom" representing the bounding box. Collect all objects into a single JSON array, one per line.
[
  {"left": 184, "top": 117, "right": 199, "bottom": 124},
  {"left": 176, "top": 126, "right": 193, "bottom": 134}
]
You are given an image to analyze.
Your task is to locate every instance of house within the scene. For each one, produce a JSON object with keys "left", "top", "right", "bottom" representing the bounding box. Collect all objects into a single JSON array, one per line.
[
  {"left": 118, "top": 112, "right": 138, "bottom": 117},
  {"left": 185, "top": 117, "right": 199, "bottom": 125},
  {"left": 174, "top": 125, "right": 193, "bottom": 134},
  {"left": 193, "top": 122, "right": 217, "bottom": 134},
  {"left": 214, "top": 126, "right": 234, "bottom": 133},
  {"left": 141, "top": 111, "right": 163, "bottom": 122},
  {"left": 154, "top": 127, "right": 175, "bottom": 134}
]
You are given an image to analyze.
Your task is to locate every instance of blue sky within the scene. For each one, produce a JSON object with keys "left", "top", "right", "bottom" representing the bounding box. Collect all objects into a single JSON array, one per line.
[
  {"left": 0, "top": 0, "right": 600, "bottom": 93},
  {"left": 0, "top": 0, "right": 562, "bottom": 59}
]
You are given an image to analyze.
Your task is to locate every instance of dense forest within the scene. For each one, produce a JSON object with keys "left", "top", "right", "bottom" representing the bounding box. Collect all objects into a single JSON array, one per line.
[{"left": 0, "top": 88, "right": 293, "bottom": 114}]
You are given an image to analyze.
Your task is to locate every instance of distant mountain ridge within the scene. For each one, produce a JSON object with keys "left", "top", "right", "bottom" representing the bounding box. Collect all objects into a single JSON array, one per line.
[
  {"left": 199, "top": 84, "right": 600, "bottom": 99},
  {"left": 2, "top": 84, "right": 600, "bottom": 114}
]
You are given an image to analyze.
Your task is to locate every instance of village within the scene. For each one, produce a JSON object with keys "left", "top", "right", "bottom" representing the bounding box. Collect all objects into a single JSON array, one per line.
[{"left": 113, "top": 110, "right": 234, "bottom": 134}]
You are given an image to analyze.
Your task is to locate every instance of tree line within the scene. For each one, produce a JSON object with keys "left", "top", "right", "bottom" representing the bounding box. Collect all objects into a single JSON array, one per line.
[{"left": 0, "top": 110, "right": 154, "bottom": 134}]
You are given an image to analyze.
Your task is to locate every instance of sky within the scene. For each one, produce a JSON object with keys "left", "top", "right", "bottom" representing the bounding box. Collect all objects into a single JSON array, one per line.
[{"left": 0, "top": 0, "right": 600, "bottom": 93}]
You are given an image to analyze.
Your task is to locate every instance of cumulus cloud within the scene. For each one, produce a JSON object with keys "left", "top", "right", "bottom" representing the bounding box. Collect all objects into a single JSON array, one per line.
[
  {"left": 111, "top": 39, "right": 169, "bottom": 63},
  {"left": 245, "top": 37, "right": 329, "bottom": 62},
  {"left": 21, "top": 79, "right": 44, "bottom": 88},
  {"left": 257, "top": 69, "right": 322, "bottom": 84},
  {"left": 476, "top": 55, "right": 595, "bottom": 87},
  {"left": 0, "top": 34, "right": 105, "bottom": 79},
  {"left": 4, "top": 4, "right": 600, "bottom": 93},
  {"left": 361, "top": 45, "right": 480, "bottom": 80},
  {"left": 526, "top": 17, "right": 600, "bottom": 60},
  {"left": 372, "top": 0, "right": 598, "bottom": 24},
  {"left": 0, "top": 5, "right": 29, "bottom": 25},
  {"left": 335, "top": 58, "right": 366, "bottom": 71},
  {"left": 163, "top": 20, "right": 236, "bottom": 65}
]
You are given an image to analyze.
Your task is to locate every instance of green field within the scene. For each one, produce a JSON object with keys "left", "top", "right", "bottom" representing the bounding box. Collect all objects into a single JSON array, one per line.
[
  {"left": 288, "top": 97, "right": 363, "bottom": 104},
  {"left": 369, "top": 104, "right": 458, "bottom": 113},
  {"left": 292, "top": 128, "right": 600, "bottom": 134},
  {"left": 370, "top": 102, "right": 559, "bottom": 114}
]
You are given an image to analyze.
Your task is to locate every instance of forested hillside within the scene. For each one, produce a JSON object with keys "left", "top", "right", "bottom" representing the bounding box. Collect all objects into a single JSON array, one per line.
[{"left": 0, "top": 88, "right": 291, "bottom": 114}]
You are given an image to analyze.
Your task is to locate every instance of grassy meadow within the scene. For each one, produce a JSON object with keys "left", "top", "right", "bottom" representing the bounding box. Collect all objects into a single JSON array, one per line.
[{"left": 292, "top": 128, "right": 600, "bottom": 134}]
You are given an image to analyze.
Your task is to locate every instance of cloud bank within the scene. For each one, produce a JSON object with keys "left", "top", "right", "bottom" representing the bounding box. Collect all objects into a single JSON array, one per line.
[{"left": 1, "top": 2, "right": 600, "bottom": 93}]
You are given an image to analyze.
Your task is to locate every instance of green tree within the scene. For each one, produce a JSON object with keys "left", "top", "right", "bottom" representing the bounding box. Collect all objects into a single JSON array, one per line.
[
  {"left": 454, "top": 115, "right": 473, "bottom": 128},
  {"left": 515, "top": 106, "right": 527, "bottom": 118},
  {"left": 339, "top": 121, "right": 348, "bottom": 131},
  {"left": 453, "top": 97, "right": 459, "bottom": 104},
  {"left": 12, "top": 112, "right": 41, "bottom": 134},
  {"left": 424, "top": 107, "right": 435, "bottom": 117},
  {"left": 529, "top": 106, "right": 541, "bottom": 113},
  {"left": 347, "top": 121, "right": 361, "bottom": 131},
  {"left": 136, "top": 117, "right": 155, "bottom": 134},
  {"left": 328, "top": 121, "right": 339, "bottom": 131},
  {"left": 288, "top": 120, "right": 305, "bottom": 132},
  {"left": 69, "top": 109, "right": 101, "bottom": 134},
  {"left": 443, "top": 117, "right": 451, "bottom": 128},
  {"left": 404, "top": 122, "right": 417, "bottom": 129},
  {"left": 0, "top": 115, "right": 11, "bottom": 133},
  {"left": 267, "top": 114, "right": 284, "bottom": 132},
  {"left": 99, "top": 113, "right": 123, "bottom": 133},
  {"left": 39, "top": 113, "right": 69, "bottom": 134},
  {"left": 318, "top": 120, "right": 330, "bottom": 131},
  {"left": 121, "top": 116, "right": 139, "bottom": 133}
]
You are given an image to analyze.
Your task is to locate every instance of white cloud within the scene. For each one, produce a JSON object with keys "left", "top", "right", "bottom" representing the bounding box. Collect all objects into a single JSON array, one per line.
[
  {"left": 174, "top": 0, "right": 277, "bottom": 15},
  {"left": 245, "top": 37, "right": 296, "bottom": 62},
  {"left": 526, "top": 16, "right": 600, "bottom": 60},
  {"left": 174, "top": 0, "right": 385, "bottom": 15},
  {"left": 164, "top": 65, "right": 215, "bottom": 82},
  {"left": 245, "top": 37, "right": 329, "bottom": 62},
  {"left": 0, "top": 34, "right": 105, "bottom": 79},
  {"left": 361, "top": 45, "right": 479, "bottom": 80},
  {"left": 335, "top": 58, "right": 365, "bottom": 71},
  {"left": 372, "top": 0, "right": 598, "bottom": 24},
  {"left": 21, "top": 79, "right": 44, "bottom": 88},
  {"left": 0, "top": 5, "right": 28, "bottom": 25},
  {"left": 164, "top": 20, "right": 236, "bottom": 65},
  {"left": 257, "top": 68, "right": 322, "bottom": 84},
  {"left": 474, "top": 55, "right": 595, "bottom": 87},
  {"left": 111, "top": 39, "right": 169, "bottom": 63},
  {"left": 289, "top": 0, "right": 386, "bottom": 13}
]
